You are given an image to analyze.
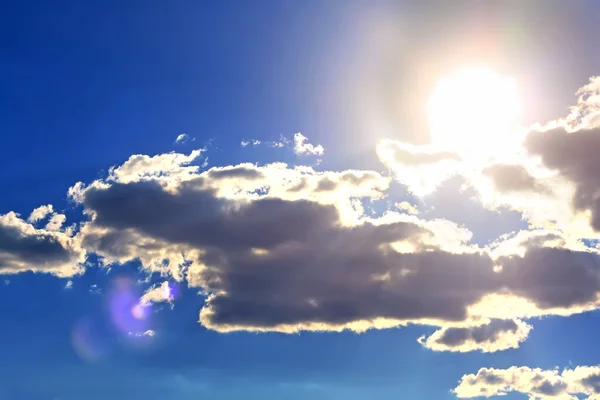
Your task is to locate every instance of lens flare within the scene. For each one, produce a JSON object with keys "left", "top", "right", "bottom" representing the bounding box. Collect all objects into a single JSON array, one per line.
[
  {"left": 108, "top": 277, "right": 151, "bottom": 334},
  {"left": 131, "top": 302, "right": 151, "bottom": 320},
  {"left": 71, "top": 317, "right": 112, "bottom": 361}
]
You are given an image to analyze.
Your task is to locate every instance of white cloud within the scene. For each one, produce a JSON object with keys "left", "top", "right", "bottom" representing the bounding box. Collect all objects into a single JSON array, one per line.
[
  {"left": 140, "top": 281, "right": 174, "bottom": 305},
  {"left": 377, "top": 140, "right": 462, "bottom": 196},
  {"left": 128, "top": 330, "right": 155, "bottom": 338},
  {"left": 241, "top": 139, "right": 261, "bottom": 147},
  {"left": 28, "top": 204, "right": 54, "bottom": 223},
  {"left": 89, "top": 284, "right": 101, "bottom": 294},
  {"left": 46, "top": 213, "right": 67, "bottom": 231},
  {"left": 454, "top": 365, "right": 600, "bottom": 399},
  {"left": 65, "top": 280, "right": 73, "bottom": 289},
  {"left": 174, "top": 133, "right": 193, "bottom": 144},
  {"left": 271, "top": 134, "right": 291, "bottom": 148},
  {"left": 293, "top": 133, "right": 324, "bottom": 156},
  {"left": 396, "top": 201, "right": 420, "bottom": 215}
]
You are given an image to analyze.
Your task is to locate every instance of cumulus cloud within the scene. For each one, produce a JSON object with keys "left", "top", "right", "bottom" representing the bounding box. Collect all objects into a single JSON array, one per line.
[
  {"left": 418, "top": 318, "right": 532, "bottom": 353},
  {"left": 374, "top": 77, "right": 600, "bottom": 239},
  {"left": 293, "top": 133, "right": 324, "bottom": 156},
  {"left": 454, "top": 365, "right": 600, "bottom": 399},
  {"left": 526, "top": 125, "right": 600, "bottom": 232},
  {"left": 0, "top": 211, "right": 85, "bottom": 276},
  {"left": 396, "top": 201, "right": 420, "bottom": 215},
  {"left": 56, "top": 145, "right": 600, "bottom": 344}
]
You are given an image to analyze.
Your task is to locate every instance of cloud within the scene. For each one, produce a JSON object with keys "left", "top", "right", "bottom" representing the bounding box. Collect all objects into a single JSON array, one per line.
[
  {"left": 526, "top": 125, "right": 600, "bottom": 232},
  {"left": 396, "top": 201, "right": 420, "bottom": 215},
  {"left": 174, "top": 133, "right": 194, "bottom": 144},
  {"left": 377, "top": 140, "right": 462, "bottom": 196},
  {"left": 241, "top": 139, "right": 261, "bottom": 147},
  {"left": 418, "top": 318, "right": 532, "bottom": 353},
  {"left": 28, "top": 204, "right": 54, "bottom": 223},
  {"left": 270, "top": 135, "right": 291, "bottom": 148},
  {"left": 57, "top": 148, "right": 600, "bottom": 344},
  {"left": 0, "top": 211, "right": 85, "bottom": 277},
  {"left": 140, "top": 281, "right": 174, "bottom": 305},
  {"left": 45, "top": 213, "right": 67, "bottom": 231},
  {"left": 454, "top": 365, "right": 600, "bottom": 399},
  {"left": 293, "top": 133, "right": 324, "bottom": 156},
  {"left": 103, "top": 149, "right": 205, "bottom": 185},
  {"left": 373, "top": 77, "right": 600, "bottom": 239},
  {"left": 482, "top": 164, "right": 550, "bottom": 194},
  {"left": 5, "top": 76, "right": 600, "bottom": 352},
  {"left": 128, "top": 330, "right": 155, "bottom": 338}
]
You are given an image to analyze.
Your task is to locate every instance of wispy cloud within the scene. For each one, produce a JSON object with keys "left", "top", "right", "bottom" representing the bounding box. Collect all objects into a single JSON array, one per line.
[
  {"left": 174, "top": 133, "right": 194, "bottom": 144},
  {"left": 241, "top": 139, "right": 261, "bottom": 147}
]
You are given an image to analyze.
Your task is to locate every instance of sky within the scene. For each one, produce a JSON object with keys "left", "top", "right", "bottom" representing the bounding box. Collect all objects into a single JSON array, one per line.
[{"left": 3, "top": 1, "right": 600, "bottom": 399}]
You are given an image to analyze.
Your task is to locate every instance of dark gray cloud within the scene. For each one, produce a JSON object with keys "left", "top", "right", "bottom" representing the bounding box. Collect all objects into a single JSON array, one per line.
[
  {"left": 427, "top": 319, "right": 517, "bottom": 343},
  {"left": 419, "top": 317, "right": 533, "bottom": 352},
  {"left": 207, "top": 166, "right": 264, "bottom": 180},
  {"left": 483, "top": 164, "right": 549, "bottom": 194},
  {"left": 0, "top": 212, "right": 83, "bottom": 276},
  {"left": 77, "top": 174, "right": 600, "bottom": 335},
  {"left": 84, "top": 180, "right": 339, "bottom": 251},
  {"left": 526, "top": 126, "right": 600, "bottom": 229}
]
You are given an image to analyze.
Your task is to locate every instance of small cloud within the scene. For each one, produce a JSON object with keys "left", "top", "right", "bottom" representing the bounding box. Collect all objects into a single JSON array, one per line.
[
  {"left": 140, "top": 281, "right": 175, "bottom": 306},
  {"left": 28, "top": 204, "right": 54, "bottom": 223},
  {"left": 241, "top": 139, "right": 261, "bottom": 147},
  {"left": 128, "top": 330, "right": 155, "bottom": 338},
  {"left": 174, "top": 133, "right": 194, "bottom": 144},
  {"left": 4, "top": 280, "right": 9, "bottom": 286},
  {"left": 271, "top": 134, "right": 291, "bottom": 148},
  {"left": 89, "top": 284, "right": 101, "bottom": 294},
  {"left": 396, "top": 201, "right": 420, "bottom": 215},
  {"left": 46, "top": 213, "right": 67, "bottom": 231},
  {"left": 293, "top": 133, "right": 324, "bottom": 156},
  {"left": 65, "top": 280, "right": 73, "bottom": 289}
]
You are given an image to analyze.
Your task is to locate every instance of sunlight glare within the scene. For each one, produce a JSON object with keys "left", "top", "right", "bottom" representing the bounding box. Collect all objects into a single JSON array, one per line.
[{"left": 427, "top": 68, "right": 521, "bottom": 161}]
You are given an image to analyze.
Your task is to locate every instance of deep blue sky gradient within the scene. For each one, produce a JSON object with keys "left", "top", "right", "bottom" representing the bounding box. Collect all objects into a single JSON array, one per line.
[{"left": 2, "top": 1, "right": 600, "bottom": 399}]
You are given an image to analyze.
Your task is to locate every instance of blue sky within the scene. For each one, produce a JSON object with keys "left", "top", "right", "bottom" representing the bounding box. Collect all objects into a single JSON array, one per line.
[{"left": 3, "top": 1, "right": 600, "bottom": 399}]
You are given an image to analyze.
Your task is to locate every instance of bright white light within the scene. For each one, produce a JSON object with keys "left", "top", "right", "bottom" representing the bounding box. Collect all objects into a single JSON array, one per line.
[{"left": 427, "top": 68, "right": 521, "bottom": 161}]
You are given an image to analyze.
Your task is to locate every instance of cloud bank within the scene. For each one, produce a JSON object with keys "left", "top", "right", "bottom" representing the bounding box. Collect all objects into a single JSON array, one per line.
[{"left": 2, "top": 76, "right": 600, "bottom": 356}]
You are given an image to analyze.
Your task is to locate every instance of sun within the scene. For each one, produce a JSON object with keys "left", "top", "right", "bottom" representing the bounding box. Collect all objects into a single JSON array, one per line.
[{"left": 427, "top": 67, "right": 521, "bottom": 161}]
